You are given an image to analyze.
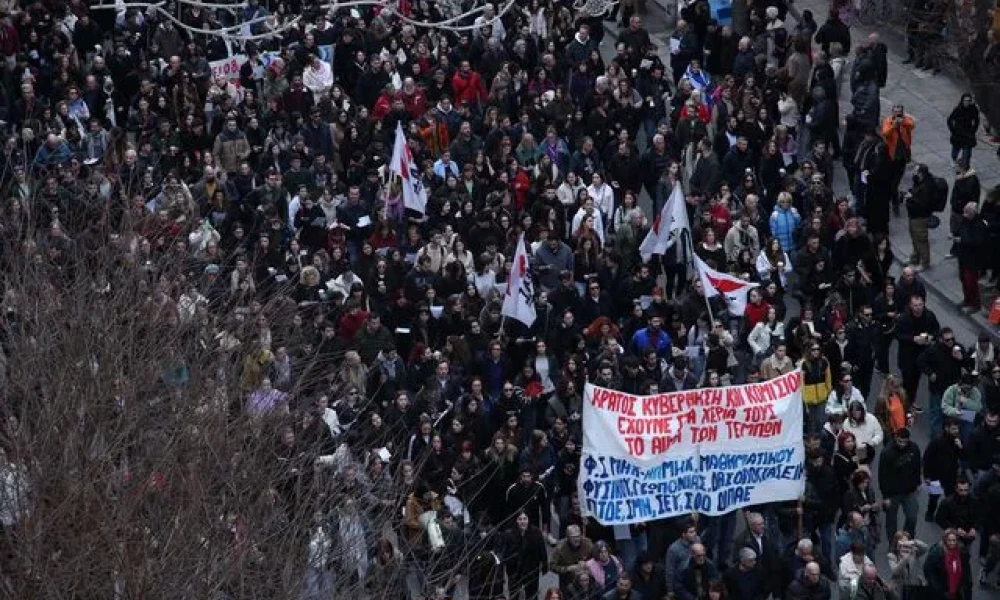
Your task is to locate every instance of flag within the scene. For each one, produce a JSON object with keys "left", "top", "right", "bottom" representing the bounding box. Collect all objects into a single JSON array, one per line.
[
  {"left": 694, "top": 254, "right": 758, "bottom": 316},
  {"left": 639, "top": 183, "right": 690, "bottom": 263},
  {"left": 501, "top": 234, "right": 536, "bottom": 327},
  {"left": 639, "top": 207, "right": 670, "bottom": 263},
  {"left": 390, "top": 122, "right": 427, "bottom": 214}
]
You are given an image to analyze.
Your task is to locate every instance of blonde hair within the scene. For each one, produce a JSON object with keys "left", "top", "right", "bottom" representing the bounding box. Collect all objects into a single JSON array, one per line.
[{"left": 301, "top": 265, "right": 320, "bottom": 286}]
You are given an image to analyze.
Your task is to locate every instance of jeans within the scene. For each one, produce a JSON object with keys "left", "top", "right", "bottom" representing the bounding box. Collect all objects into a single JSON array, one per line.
[
  {"left": 886, "top": 491, "right": 919, "bottom": 540},
  {"left": 951, "top": 145, "right": 973, "bottom": 165},
  {"left": 928, "top": 391, "right": 943, "bottom": 439}
]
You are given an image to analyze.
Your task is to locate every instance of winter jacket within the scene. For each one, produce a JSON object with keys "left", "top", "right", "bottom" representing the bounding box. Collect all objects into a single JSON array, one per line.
[
  {"left": 769, "top": 206, "right": 802, "bottom": 253},
  {"left": 800, "top": 357, "right": 832, "bottom": 406},
  {"left": 950, "top": 170, "right": 981, "bottom": 215},
  {"left": 549, "top": 537, "right": 595, "bottom": 586},
  {"left": 947, "top": 102, "right": 980, "bottom": 148},
  {"left": 451, "top": 71, "right": 487, "bottom": 107},
  {"left": 843, "top": 402, "right": 884, "bottom": 449},
  {"left": 882, "top": 114, "right": 915, "bottom": 163},
  {"left": 967, "top": 422, "right": 1000, "bottom": 471},
  {"left": 924, "top": 542, "right": 972, "bottom": 600},
  {"left": 941, "top": 383, "right": 983, "bottom": 418},
  {"left": 935, "top": 493, "right": 978, "bottom": 531},
  {"left": 878, "top": 439, "right": 922, "bottom": 498},
  {"left": 850, "top": 82, "right": 881, "bottom": 130},
  {"left": 721, "top": 147, "right": 754, "bottom": 190},
  {"left": 917, "top": 342, "right": 962, "bottom": 395},
  {"left": 953, "top": 214, "right": 988, "bottom": 270},
  {"left": 212, "top": 130, "right": 251, "bottom": 174}
]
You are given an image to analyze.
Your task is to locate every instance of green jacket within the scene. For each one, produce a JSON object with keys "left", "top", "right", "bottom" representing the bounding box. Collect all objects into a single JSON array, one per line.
[{"left": 941, "top": 384, "right": 982, "bottom": 418}]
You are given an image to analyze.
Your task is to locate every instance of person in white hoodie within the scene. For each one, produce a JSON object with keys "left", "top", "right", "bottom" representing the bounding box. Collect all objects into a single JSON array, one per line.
[{"left": 843, "top": 399, "right": 884, "bottom": 456}]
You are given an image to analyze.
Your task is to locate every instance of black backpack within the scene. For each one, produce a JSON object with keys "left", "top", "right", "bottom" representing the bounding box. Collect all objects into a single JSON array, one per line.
[{"left": 932, "top": 176, "right": 949, "bottom": 212}]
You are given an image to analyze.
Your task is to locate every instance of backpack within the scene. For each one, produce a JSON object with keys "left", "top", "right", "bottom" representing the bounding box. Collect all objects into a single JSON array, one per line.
[{"left": 932, "top": 176, "right": 949, "bottom": 212}]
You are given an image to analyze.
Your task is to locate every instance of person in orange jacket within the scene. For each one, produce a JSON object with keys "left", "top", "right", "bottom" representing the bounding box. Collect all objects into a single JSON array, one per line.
[{"left": 881, "top": 105, "right": 915, "bottom": 212}]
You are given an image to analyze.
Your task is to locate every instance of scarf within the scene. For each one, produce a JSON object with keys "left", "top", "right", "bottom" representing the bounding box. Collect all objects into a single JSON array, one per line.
[{"left": 945, "top": 547, "right": 962, "bottom": 599}]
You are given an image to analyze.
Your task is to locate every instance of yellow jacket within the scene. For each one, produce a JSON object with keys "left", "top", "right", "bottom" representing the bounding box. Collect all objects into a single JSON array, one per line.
[{"left": 799, "top": 357, "right": 832, "bottom": 405}]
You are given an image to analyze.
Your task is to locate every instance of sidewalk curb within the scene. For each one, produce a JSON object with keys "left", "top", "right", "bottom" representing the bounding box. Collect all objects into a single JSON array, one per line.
[{"left": 888, "top": 247, "right": 1000, "bottom": 342}]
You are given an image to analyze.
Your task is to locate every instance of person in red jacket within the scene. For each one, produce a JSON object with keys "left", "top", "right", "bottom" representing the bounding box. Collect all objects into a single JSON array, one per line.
[
  {"left": 451, "top": 60, "right": 487, "bottom": 107},
  {"left": 399, "top": 77, "right": 427, "bottom": 119},
  {"left": 372, "top": 84, "right": 396, "bottom": 121},
  {"left": 744, "top": 288, "right": 771, "bottom": 329}
]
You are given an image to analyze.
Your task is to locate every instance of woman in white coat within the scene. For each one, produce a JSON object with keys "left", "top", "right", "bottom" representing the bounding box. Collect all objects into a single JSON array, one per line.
[
  {"left": 747, "top": 306, "right": 785, "bottom": 363},
  {"left": 843, "top": 399, "right": 884, "bottom": 457},
  {"left": 756, "top": 237, "right": 793, "bottom": 289}
]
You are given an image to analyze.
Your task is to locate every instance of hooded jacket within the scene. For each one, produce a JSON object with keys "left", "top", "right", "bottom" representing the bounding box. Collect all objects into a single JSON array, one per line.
[
  {"left": 947, "top": 98, "right": 980, "bottom": 148},
  {"left": 843, "top": 400, "right": 884, "bottom": 450},
  {"left": 950, "top": 169, "right": 981, "bottom": 215}
]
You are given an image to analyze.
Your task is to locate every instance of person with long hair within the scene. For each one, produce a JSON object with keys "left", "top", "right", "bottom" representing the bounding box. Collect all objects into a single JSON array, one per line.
[
  {"left": 503, "top": 511, "right": 548, "bottom": 600},
  {"left": 924, "top": 529, "right": 972, "bottom": 600},
  {"left": 874, "top": 374, "right": 912, "bottom": 437}
]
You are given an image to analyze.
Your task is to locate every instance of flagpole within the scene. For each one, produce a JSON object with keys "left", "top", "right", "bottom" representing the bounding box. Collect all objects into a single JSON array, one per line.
[{"left": 688, "top": 232, "right": 715, "bottom": 325}]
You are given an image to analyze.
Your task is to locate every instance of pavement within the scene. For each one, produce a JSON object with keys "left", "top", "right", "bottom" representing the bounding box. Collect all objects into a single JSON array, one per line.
[
  {"left": 606, "top": 0, "right": 1000, "bottom": 337},
  {"left": 591, "top": 4, "right": 1000, "bottom": 598}
]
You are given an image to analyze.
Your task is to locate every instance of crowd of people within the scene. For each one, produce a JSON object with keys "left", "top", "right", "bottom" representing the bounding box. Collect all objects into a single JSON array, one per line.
[{"left": 2, "top": 0, "right": 1000, "bottom": 598}]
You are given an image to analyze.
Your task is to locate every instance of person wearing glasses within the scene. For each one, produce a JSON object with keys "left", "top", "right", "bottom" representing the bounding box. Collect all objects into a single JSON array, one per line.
[
  {"left": 801, "top": 344, "right": 833, "bottom": 434},
  {"left": 826, "top": 370, "right": 865, "bottom": 418}
]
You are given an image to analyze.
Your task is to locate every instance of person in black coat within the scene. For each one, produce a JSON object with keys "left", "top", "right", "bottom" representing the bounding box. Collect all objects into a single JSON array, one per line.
[
  {"left": 468, "top": 525, "right": 507, "bottom": 600},
  {"left": 923, "top": 419, "right": 965, "bottom": 521},
  {"left": 731, "top": 513, "right": 781, "bottom": 598},
  {"left": 894, "top": 294, "right": 940, "bottom": 406},
  {"left": 947, "top": 161, "right": 981, "bottom": 256},
  {"left": 503, "top": 512, "right": 548, "bottom": 600},
  {"left": 803, "top": 450, "right": 840, "bottom": 563},
  {"left": 722, "top": 548, "right": 768, "bottom": 600},
  {"left": 947, "top": 94, "right": 980, "bottom": 166},
  {"left": 953, "top": 202, "right": 989, "bottom": 310},
  {"left": 814, "top": 10, "right": 851, "bottom": 56},
  {"left": 878, "top": 428, "right": 923, "bottom": 540}
]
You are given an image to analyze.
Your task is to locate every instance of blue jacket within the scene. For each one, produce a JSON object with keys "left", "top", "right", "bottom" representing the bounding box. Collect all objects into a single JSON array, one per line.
[
  {"left": 769, "top": 206, "right": 801, "bottom": 252},
  {"left": 33, "top": 141, "right": 72, "bottom": 167},
  {"left": 631, "top": 327, "right": 672, "bottom": 359}
]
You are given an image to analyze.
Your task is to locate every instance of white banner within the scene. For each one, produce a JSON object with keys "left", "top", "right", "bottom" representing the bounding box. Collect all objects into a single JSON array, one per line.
[{"left": 578, "top": 371, "right": 805, "bottom": 524}]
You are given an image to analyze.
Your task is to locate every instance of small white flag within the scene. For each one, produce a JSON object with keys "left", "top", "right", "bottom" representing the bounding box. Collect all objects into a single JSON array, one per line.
[
  {"left": 390, "top": 123, "right": 427, "bottom": 214},
  {"left": 501, "top": 234, "right": 537, "bottom": 327}
]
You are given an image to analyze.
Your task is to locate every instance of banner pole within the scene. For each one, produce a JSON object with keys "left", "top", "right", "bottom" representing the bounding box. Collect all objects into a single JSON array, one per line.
[{"left": 689, "top": 235, "right": 715, "bottom": 324}]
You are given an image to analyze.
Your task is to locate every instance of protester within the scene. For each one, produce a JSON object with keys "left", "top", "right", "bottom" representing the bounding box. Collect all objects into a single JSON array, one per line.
[{"left": 3, "top": 0, "right": 1000, "bottom": 597}]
